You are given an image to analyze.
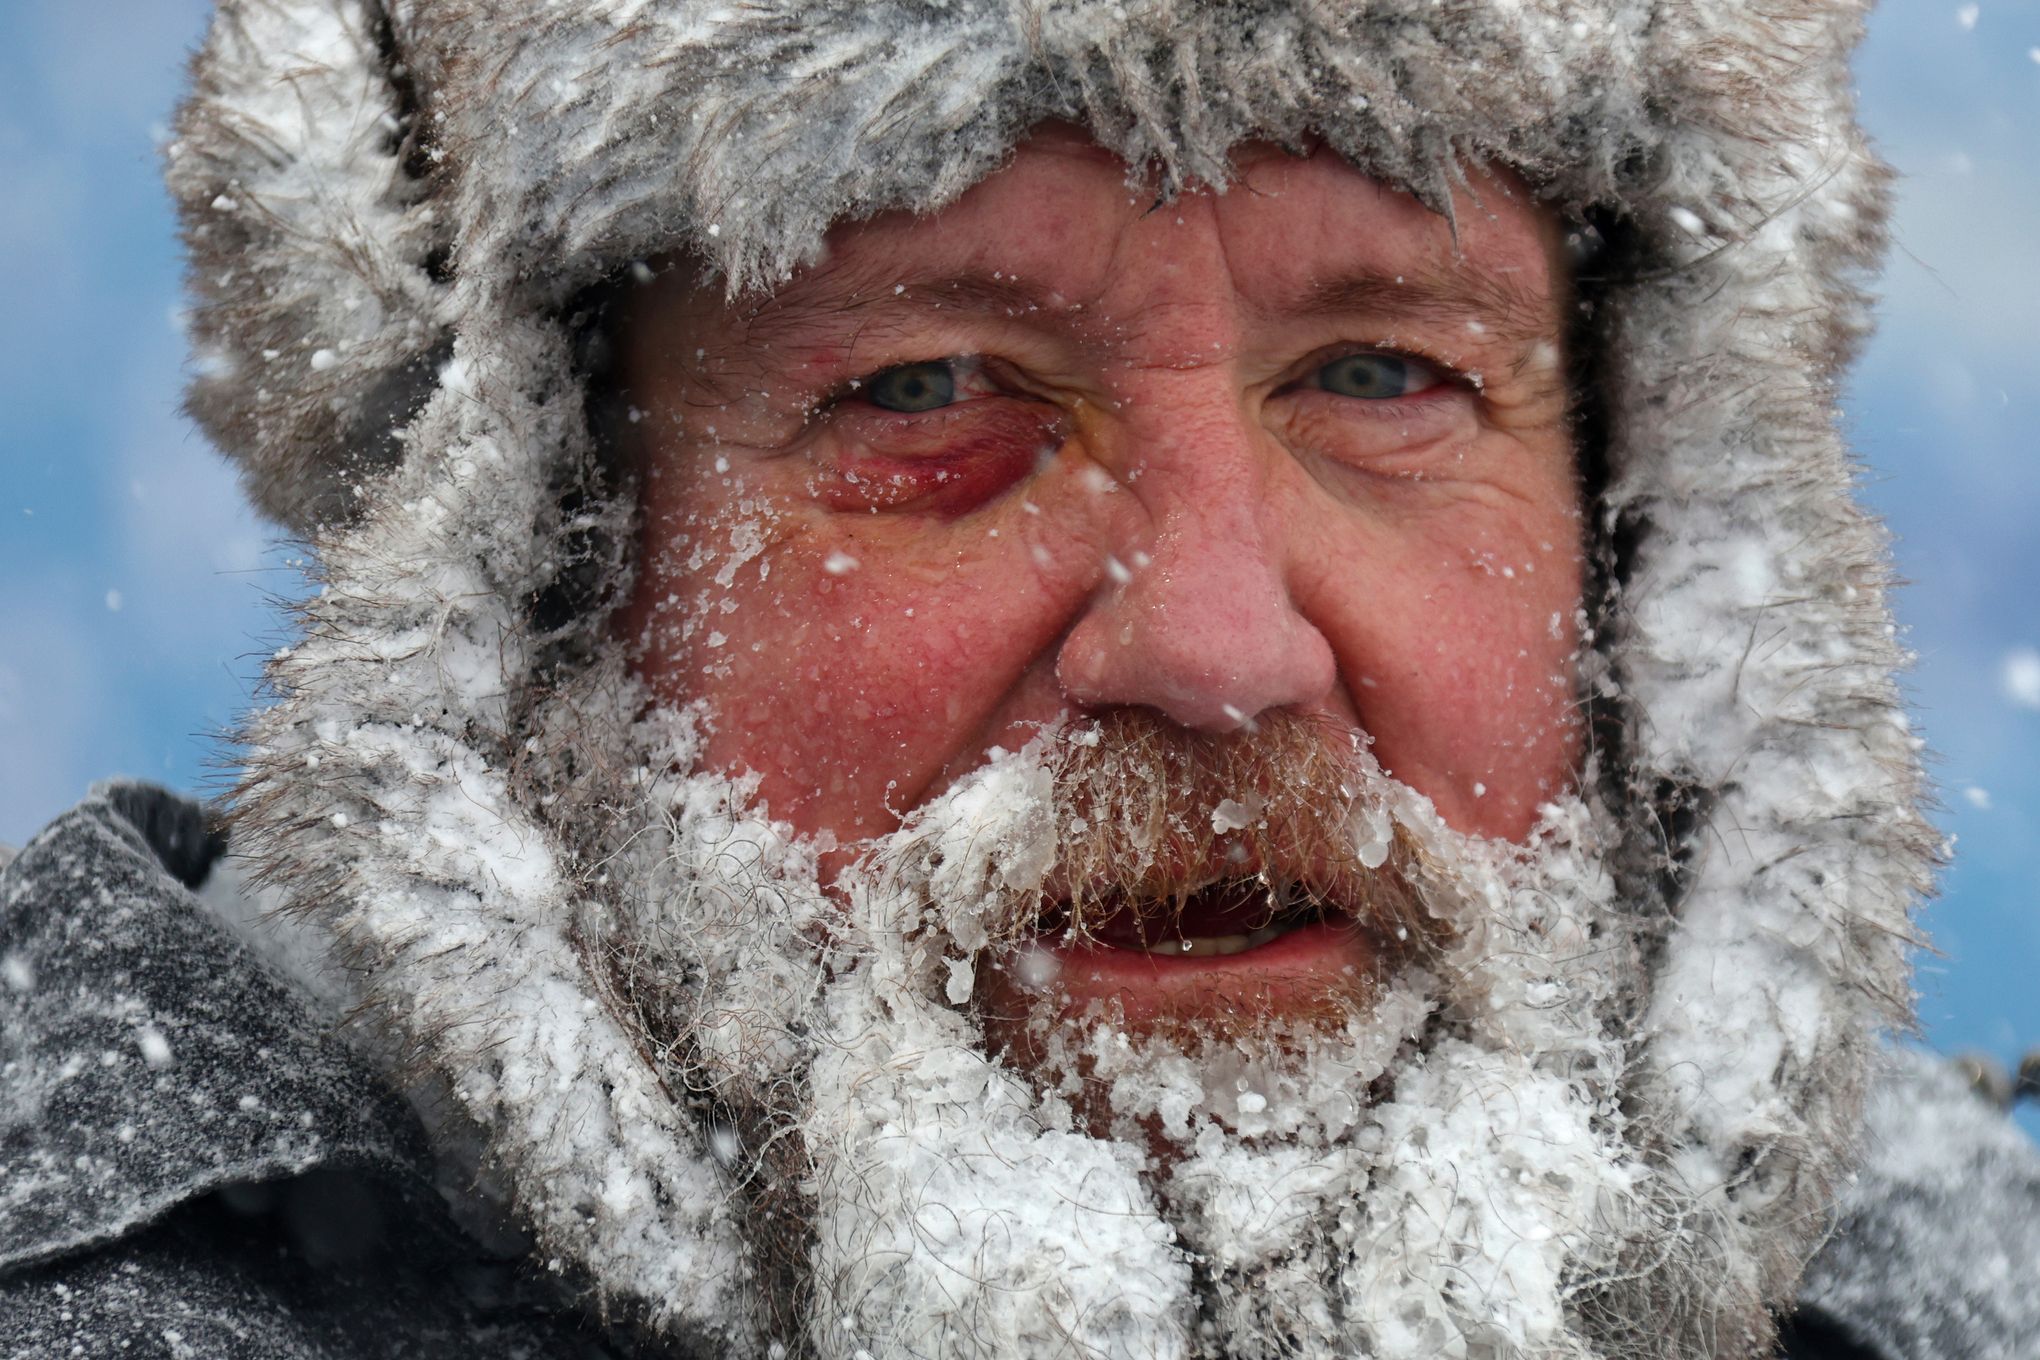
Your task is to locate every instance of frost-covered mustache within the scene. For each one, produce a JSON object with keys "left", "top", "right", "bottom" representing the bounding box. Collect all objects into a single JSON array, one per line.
[{"left": 951, "top": 709, "right": 1436, "bottom": 957}]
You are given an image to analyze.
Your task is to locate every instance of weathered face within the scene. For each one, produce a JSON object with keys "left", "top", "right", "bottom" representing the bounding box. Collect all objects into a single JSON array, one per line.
[{"left": 616, "top": 128, "right": 1583, "bottom": 1049}]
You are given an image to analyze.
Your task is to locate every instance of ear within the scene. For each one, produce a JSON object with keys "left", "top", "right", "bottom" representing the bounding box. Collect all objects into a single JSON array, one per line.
[{"left": 167, "top": 0, "right": 452, "bottom": 535}]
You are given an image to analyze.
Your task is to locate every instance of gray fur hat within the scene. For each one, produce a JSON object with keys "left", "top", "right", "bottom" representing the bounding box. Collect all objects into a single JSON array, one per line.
[{"left": 165, "top": 1, "right": 1936, "bottom": 1354}]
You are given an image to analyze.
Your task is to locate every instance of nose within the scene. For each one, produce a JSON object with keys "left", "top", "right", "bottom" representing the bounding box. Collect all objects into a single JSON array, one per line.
[{"left": 1055, "top": 408, "right": 1337, "bottom": 732}]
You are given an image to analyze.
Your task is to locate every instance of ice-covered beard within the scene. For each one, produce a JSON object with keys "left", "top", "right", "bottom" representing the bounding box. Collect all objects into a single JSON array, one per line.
[{"left": 597, "top": 708, "right": 1741, "bottom": 1360}]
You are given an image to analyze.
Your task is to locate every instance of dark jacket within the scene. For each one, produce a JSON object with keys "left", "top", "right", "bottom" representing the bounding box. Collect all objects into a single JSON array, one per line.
[
  {"left": 3, "top": 787, "right": 2033, "bottom": 1359},
  {"left": 0, "top": 786, "right": 625, "bottom": 1358}
]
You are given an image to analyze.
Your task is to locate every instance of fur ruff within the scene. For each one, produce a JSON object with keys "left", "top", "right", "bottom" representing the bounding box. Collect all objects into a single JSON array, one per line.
[{"left": 166, "top": 1, "right": 1936, "bottom": 1355}]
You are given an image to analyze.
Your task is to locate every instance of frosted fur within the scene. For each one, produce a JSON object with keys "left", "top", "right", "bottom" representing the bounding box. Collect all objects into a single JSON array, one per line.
[
  {"left": 171, "top": 0, "right": 448, "bottom": 529},
  {"left": 165, "top": 1, "right": 1936, "bottom": 1356},
  {"left": 225, "top": 317, "right": 761, "bottom": 1349}
]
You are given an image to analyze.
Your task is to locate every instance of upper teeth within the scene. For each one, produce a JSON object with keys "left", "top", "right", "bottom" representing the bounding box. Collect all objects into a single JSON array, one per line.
[{"left": 1137, "top": 922, "right": 1289, "bottom": 958}]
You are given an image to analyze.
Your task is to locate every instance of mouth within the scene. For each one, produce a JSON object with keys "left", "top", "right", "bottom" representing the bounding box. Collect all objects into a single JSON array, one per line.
[
  {"left": 1042, "top": 876, "right": 1332, "bottom": 959},
  {"left": 986, "top": 873, "right": 1401, "bottom": 1029}
]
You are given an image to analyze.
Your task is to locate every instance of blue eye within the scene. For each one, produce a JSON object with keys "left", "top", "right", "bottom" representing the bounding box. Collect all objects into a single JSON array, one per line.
[
  {"left": 1313, "top": 352, "right": 1434, "bottom": 400},
  {"left": 866, "top": 361, "right": 957, "bottom": 412}
]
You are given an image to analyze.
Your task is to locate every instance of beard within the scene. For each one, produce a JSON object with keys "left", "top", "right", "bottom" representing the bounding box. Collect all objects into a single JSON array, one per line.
[{"left": 578, "top": 707, "right": 1781, "bottom": 1359}]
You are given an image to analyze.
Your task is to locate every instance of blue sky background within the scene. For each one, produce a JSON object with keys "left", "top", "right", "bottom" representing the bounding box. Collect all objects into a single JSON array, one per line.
[{"left": 3, "top": 1, "right": 2036, "bottom": 1127}]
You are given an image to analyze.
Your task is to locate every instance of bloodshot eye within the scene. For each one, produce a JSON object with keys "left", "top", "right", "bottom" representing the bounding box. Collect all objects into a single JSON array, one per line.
[
  {"left": 1313, "top": 351, "right": 1442, "bottom": 400},
  {"left": 866, "top": 360, "right": 957, "bottom": 412}
]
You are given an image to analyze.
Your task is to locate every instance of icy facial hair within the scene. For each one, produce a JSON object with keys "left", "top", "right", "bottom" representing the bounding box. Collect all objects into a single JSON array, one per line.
[{"left": 596, "top": 709, "right": 1740, "bottom": 1360}]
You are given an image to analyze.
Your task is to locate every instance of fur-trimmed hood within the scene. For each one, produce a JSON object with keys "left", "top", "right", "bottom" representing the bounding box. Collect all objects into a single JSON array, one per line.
[{"left": 165, "top": 2, "right": 1935, "bottom": 1357}]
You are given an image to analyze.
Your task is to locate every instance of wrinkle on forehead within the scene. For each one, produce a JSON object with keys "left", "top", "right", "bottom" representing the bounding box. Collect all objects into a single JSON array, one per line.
[
  {"left": 717, "top": 152, "right": 1562, "bottom": 358},
  {"left": 630, "top": 138, "right": 1570, "bottom": 428}
]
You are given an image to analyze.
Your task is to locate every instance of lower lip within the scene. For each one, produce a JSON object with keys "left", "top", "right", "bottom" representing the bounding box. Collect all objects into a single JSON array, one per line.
[{"left": 1025, "top": 917, "right": 1386, "bottom": 1025}]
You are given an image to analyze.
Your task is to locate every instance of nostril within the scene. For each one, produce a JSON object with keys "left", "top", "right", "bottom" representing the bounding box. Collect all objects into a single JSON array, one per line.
[{"left": 1056, "top": 596, "right": 1336, "bottom": 734}]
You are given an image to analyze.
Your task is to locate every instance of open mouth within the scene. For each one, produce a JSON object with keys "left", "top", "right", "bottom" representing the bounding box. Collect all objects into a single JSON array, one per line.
[
  {"left": 982, "top": 873, "right": 1393, "bottom": 1033},
  {"left": 1040, "top": 876, "right": 1335, "bottom": 959}
]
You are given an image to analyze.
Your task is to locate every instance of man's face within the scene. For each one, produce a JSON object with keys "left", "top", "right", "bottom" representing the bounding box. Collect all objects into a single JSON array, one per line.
[{"left": 616, "top": 128, "right": 1582, "bottom": 1048}]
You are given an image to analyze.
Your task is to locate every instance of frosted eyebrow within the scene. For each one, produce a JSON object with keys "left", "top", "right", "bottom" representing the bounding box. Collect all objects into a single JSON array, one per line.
[{"left": 1286, "top": 265, "right": 1557, "bottom": 345}]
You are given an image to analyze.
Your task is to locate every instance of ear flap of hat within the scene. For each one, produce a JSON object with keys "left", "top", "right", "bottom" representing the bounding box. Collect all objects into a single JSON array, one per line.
[{"left": 168, "top": 0, "right": 450, "bottom": 534}]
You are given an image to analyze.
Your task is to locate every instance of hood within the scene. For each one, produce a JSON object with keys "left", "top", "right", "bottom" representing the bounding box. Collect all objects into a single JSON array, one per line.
[{"left": 166, "top": 2, "right": 1935, "bottom": 1356}]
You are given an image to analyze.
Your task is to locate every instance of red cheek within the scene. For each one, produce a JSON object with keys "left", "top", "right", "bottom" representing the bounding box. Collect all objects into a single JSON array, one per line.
[{"left": 813, "top": 404, "right": 1062, "bottom": 517}]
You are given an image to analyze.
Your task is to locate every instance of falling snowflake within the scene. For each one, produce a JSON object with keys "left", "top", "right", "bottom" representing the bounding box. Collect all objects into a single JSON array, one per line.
[{"left": 2001, "top": 647, "right": 2040, "bottom": 710}]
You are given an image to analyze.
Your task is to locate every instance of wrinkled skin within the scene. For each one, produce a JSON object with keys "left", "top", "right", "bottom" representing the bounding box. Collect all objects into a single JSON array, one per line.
[{"left": 615, "top": 126, "right": 1584, "bottom": 1035}]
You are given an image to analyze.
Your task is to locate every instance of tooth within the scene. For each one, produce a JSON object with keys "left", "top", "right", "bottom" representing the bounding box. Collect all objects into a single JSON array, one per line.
[
  {"left": 1140, "top": 932, "right": 1258, "bottom": 958},
  {"left": 1130, "top": 915, "right": 1311, "bottom": 958}
]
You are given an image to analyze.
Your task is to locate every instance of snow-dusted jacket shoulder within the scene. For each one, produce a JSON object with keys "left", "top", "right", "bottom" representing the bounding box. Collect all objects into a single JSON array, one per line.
[
  {"left": 1787, "top": 1050, "right": 2040, "bottom": 1360},
  {"left": 0, "top": 784, "right": 626, "bottom": 1359}
]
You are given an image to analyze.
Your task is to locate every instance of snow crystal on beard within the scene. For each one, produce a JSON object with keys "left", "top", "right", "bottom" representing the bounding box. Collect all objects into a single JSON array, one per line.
[{"left": 595, "top": 708, "right": 1726, "bottom": 1360}]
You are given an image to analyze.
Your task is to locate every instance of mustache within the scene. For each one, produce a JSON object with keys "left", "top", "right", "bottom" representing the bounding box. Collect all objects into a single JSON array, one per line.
[{"left": 1014, "top": 709, "right": 1437, "bottom": 953}]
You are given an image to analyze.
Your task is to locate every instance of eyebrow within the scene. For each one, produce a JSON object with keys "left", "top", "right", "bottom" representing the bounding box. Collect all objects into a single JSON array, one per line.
[
  {"left": 736, "top": 271, "right": 1058, "bottom": 348},
  {"left": 1284, "top": 264, "right": 1559, "bottom": 344}
]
